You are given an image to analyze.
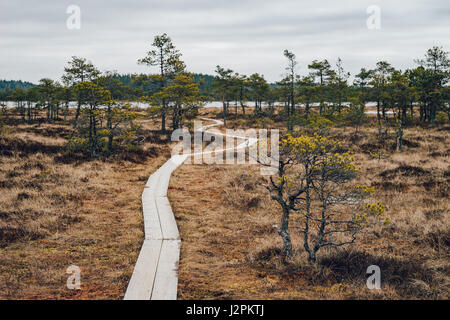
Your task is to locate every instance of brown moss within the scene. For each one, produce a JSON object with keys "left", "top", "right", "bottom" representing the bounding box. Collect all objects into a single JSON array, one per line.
[
  {"left": 0, "top": 111, "right": 171, "bottom": 299},
  {"left": 170, "top": 114, "right": 449, "bottom": 300}
]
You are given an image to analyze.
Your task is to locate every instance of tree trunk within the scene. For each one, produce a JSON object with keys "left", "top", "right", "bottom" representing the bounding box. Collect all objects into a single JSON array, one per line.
[
  {"left": 396, "top": 110, "right": 403, "bottom": 152},
  {"left": 161, "top": 106, "right": 167, "bottom": 132},
  {"left": 106, "top": 105, "right": 112, "bottom": 157},
  {"left": 376, "top": 101, "right": 382, "bottom": 136},
  {"left": 430, "top": 103, "right": 437, "bottom": 123},
  {"left": 92, "top": 112, "right": 98, "bottom": 157},
  {"left": 222, "top": 92, "right": 227, "bottom": 126},
  {"left": 278, "top": 207, "right": 292, "bottom": 262},
  {"left": 308, "top": 251, "right": 317, "bottom": 263},
  {"left": 239, "top": 86, "right": 245, "bottom": 115},
  {"left": 305, "top": 101, "right": 310, "bottom": 119}
]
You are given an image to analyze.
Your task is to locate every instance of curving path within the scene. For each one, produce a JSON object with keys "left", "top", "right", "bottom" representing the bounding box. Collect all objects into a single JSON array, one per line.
[{"left": 124, "top": 118, "right": 257, "bottom": 300}]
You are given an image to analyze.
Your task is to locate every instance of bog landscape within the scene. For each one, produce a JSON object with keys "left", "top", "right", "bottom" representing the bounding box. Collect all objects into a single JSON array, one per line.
[{"left": 0, "top": 2, "right": 449, "bottom": 301}]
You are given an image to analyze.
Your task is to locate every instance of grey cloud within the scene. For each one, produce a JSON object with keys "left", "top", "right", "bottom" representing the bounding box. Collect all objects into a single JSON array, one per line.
[{"left": 0, "top": 0, "right": 449, "bottom": 83}]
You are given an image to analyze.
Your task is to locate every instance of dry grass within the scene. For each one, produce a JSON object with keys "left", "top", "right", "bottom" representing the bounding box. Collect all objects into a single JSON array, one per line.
[
  {"left": 169, "top": 114, "right": 449, "bottom": 300},
  {"left": 1, "top": 107, "right": 448, "bottom": 300},
  {"left": 0, "top": 114, "right": 171, "bottom": 299}
]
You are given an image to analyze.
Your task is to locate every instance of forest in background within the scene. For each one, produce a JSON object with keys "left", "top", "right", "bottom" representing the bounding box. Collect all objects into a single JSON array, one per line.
[
  {"left": 1, "top": 37, "right": 448, "bottom": 159},
  {"left": 0, "top": 80, "right": 35, "bottom": 91},
  {"left": 0, "top": 73, "right": 216, "bottom": 99}
]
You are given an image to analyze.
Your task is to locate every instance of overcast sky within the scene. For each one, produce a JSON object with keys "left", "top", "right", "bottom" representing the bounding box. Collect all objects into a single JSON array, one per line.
[{"left": 1, "top": 0, "right": 449, "bottom": 83}]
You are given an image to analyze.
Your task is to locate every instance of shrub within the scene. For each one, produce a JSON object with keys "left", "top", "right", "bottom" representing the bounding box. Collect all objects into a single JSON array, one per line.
[
  {"left": 435, "top": 111, "right": 448, "bottom": 124},
  {"left": 67, "top": 137, "right": 90, "bottom": 154},
  {"left": 264, "top": 133, "right": 386, "bottom": 263},
  {"left": 344, "top": 104, "right": 368, "bottom": 133}
]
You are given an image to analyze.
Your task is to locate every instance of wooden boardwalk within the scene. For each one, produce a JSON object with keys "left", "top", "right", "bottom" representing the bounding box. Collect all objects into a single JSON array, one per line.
[{"left": 124, "top": 119, "right": 257, "bottom": 300}]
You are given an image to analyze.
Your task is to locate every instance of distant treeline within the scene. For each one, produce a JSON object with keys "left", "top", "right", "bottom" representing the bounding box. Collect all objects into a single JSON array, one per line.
[
  {"left": 0, "top": 73, "right": 217, "bottom": 99},
  {"left": 0, "top": 80, "right": 35, "bottom": 91},
  {"left": 107, "top": 72, "right": 217, "bottom": 98}
]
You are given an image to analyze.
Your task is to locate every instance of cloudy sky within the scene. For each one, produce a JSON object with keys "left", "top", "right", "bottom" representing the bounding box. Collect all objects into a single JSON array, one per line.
[{"left": 1, "top": 0, "right": 449, "bottom": 83}]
